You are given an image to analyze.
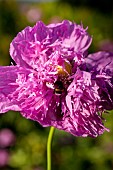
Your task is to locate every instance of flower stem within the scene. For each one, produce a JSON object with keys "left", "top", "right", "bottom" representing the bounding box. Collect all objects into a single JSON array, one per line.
[{"left": 47, "top": 126, "right": 55, "bottom": 170}]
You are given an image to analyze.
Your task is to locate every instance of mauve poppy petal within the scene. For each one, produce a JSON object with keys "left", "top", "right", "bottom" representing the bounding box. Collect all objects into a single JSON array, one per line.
[
  {"left": 0, "top": 66, "right": 31, "bottom": 113},
  {"left": 85, "top": 52, "right": 113, "bottom": 110},
  {"left": 85, "top": 51, "right": 113, "bottom": 75},
  {"left": 10, "top": 20, "right": 92, "bottom": 70}
]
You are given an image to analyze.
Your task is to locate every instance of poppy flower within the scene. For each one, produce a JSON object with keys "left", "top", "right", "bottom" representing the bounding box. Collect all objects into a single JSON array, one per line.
[{"left": 0, "top": 20, "right": 111, "bottom": 137}]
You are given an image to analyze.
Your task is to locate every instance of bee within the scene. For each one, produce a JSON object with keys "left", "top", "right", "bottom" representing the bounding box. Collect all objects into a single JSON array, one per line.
[
  {"left": 54, "top": 80, "right": 64, "bottom": 95},
  {"left": 46, "top": 80, "right": 64, "bottom": 95}
]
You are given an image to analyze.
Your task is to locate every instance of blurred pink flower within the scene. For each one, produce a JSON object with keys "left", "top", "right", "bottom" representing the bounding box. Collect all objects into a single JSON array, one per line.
[
  {"left": 26, "top": 7, "right": 42, "bottom": 23},
  {"left": 0, "top": 149, "right": 9, "bottom": 167},
  {"left": 0, "top": 128, "right": 15, "bottom": 148},
  {"left": 0, "top": 20, "right": 112, "bottom": 137}
]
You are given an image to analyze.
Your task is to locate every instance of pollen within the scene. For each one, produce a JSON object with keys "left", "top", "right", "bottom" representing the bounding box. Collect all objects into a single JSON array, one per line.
[{"left": 57, "top": 61, "right": 72, "bottom": 76}]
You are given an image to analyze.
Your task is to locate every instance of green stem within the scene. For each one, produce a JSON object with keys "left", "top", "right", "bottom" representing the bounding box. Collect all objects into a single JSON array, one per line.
[{"left": 47, "top": 126, "right": 55, "bottom": 170}]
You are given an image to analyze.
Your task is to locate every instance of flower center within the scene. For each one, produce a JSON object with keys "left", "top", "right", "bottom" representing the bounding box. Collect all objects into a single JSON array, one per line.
[{"left": 46, "top": 61, "right": 71, "bottom": 95}]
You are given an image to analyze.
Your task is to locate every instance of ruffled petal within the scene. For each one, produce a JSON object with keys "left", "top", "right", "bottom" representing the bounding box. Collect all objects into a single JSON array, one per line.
[
  {"left": 64, "top": 69, "right": 108, "bottom": 137},
  {"left": 10, "top": 20, "right": 92, "bottom": 70},
  {"left": 85, "top": 51, "right": 113, "bottom": 75},
  {"left": 21, "top": 87, "right": 64, "bottom": 127},
  {"left": 10, "top": 21, "right": 49, "bottom": 68},
  {"left": 85, "top": 51, "right": 113, "bottom": 110},
  {"left": 0, "top": 66, "right": 31, "bottom": 113},
  {"left": 62, "top": 22, "right": 92, "bottom": 54}
]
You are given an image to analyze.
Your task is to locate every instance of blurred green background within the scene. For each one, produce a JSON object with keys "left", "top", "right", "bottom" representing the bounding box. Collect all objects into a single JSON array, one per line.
[{"left": 0, "top": 0, "right": 113, "bottom": 170}]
